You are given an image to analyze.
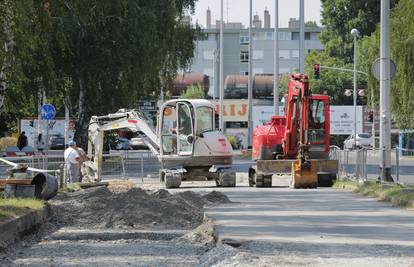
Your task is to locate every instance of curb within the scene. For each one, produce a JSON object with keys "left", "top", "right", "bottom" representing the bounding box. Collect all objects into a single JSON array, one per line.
[{"left": 0, "top": 204, "right": 49, "bottom": 250}]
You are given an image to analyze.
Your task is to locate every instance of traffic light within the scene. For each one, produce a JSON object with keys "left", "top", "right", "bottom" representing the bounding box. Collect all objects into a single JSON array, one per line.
[
  {"left": 368, "top": 111, "right": 374, "bottom": 122},
  {"left": 313, "top": 64, "right": 320, "bottom": 79}
]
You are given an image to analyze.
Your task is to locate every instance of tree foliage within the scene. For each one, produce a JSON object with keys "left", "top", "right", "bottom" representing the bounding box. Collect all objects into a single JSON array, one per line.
[
  {"left": 180, "top": 84, "right": 205, "bottom": 99},
  {"left": 305, "top": 51, "right": 366, "bottom": 105},
  {"left": 0, "top": 0, "right": 200, "bottom": 142},
  {"left": 320, "top": 0, "right": 398, "bottom": 63},
  {"left": 356, "top": 0, "right": 414, "bottom": 129}
]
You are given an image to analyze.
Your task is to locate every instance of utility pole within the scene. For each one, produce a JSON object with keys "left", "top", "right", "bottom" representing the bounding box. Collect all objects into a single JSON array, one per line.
[
  {"left": 219, "top": 0, "right": 224, "bottom": 131},
  {"left": 248, "top": 0, "right": 253, "bottom": 147},
  {"left": 380, "top": 0, "right": 393, "bottom": 182},
  {"left": 299, "top": 0, "right": 305, "bottom": 73},
  {"left": 273, "top": 0, "right": 279, "bottom": 115},
  {"left": 351, "top": 28, "right": 360, "bottom": 149}
]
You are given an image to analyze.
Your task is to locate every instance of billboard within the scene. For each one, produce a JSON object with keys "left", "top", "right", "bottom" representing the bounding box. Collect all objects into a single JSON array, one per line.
[
  {"left": 253, "top": 106, "right": 284, "bottom": 128},
  {"left": 330, "top": 106, "right": 363, "bottom": 135},
  {"left": 251, "top": 105, "right": 364, "bottom": 135},
  {"left": 20, "top": 119, "right": 75, "bottom": 147}
]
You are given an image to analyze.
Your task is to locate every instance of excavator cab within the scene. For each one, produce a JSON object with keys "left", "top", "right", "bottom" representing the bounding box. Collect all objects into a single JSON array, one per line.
[{"left": 159, "top": 101, "right": 195, "bottom": 156}]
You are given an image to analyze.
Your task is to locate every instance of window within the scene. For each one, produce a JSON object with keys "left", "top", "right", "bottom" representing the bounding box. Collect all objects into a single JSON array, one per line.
[
  {"left": 196, "top": 107, "right": 214, "bottom": 135},
  {"left": 240, "top": 35, "right": 249, "bottom": 45},
  {"left": 253, "top": 50, "right": 264, "bottom": 60},
  {"left": 279, "top": 50, "right": 290, "bottom": 59},
  {"left": 291, "top": 50, "right": 299, "bottom": 58},
  {"left": 178, "top": 103, "right": 193, "bottom": 155},
  {"left": 308, "top": 100, "right": 326, "bottom": 143},
  {"left": 240, "top": 71, "right": 248, "bottom": 76},
  {"left": 291, "top": 32, "right": 299, "bottom": 40},
  {"left": 265, "top": 32, "right": 273, "bottom": 40},
  {"left": 240, "top": 51, "right": 249, "bottom": 63},
  {"left": 161, "top": 105, "right": 177, "bottom": 154},
  {"left": 305, "top": 32, "right": 311, "bottom": 40},
  {"left": 203, "top": 50, "right": 214, "bottom": 60},
  {"left": 278, "top": 32, "right": 292, "bottom": 40}
]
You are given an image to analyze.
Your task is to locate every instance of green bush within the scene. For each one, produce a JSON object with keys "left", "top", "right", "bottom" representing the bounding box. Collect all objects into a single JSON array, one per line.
[{"left": 180, "top": 84, "right": 206, "bottom": 99}]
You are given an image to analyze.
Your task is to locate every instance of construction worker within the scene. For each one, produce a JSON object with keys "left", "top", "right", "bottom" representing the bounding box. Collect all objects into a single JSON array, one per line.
[{"left": 64, "top": 140, "right": 81, "bottom": 183}]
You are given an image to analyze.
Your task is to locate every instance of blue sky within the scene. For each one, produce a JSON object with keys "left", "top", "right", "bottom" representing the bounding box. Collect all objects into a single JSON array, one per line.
[{"left": 192, "top": 0, "right": 322, "bottom": 28}]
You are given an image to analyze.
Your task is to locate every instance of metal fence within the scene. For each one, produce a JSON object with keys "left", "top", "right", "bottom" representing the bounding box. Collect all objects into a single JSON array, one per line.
[
  {"left": 330, "top": 146, "right": 414, "bottom": 184},
  {"left": 329, "top": 147, "right": 368, "bottom": 181},
  {"left": 0, "top": 150, "right": 159, "bottom": 182}
]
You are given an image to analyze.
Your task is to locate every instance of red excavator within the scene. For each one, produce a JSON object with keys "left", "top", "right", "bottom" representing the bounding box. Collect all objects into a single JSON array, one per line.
[{"left": 249, "top": 74, "right": 338, "bottom": 188}]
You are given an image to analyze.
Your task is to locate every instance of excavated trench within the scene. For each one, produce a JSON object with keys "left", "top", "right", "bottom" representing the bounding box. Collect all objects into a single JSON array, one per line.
[{"left": 0, "top": 184, "right": 233, "bottom": 266}]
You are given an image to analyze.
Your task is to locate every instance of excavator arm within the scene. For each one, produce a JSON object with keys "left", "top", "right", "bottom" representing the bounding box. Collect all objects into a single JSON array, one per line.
[{"left": 87, "top": 109, "right": 160, "bottom": 181}]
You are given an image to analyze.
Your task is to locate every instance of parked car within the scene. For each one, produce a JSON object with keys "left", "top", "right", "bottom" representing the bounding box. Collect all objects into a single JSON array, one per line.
[
  {"left": 115, "top": 137, "right": 131, "bottom": 150},
  {"left": 129, "top": 132, "right": 148, "bottom": 150},
  {"left": 49, "top": 135, "right": 65, "bottom": 150},
  {"left": 343, "top": 133, "right": 373, "bottom": 150}
]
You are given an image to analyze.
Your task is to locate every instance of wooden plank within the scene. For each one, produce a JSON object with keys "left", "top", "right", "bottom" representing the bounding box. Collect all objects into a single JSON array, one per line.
[{"left": 0, "top": 179, "right": 33, "bottom": 189}]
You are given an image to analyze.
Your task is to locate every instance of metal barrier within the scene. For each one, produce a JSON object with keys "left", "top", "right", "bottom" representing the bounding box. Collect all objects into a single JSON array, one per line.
[
  {"left": 330, "top": 146, "right": 414, "bottom": 184},
  {"left": 329, "top": 147, "right": 367, "bottom": 180},
  {"left": 1, "top": 150, "right": 157, "bottom": 182}
]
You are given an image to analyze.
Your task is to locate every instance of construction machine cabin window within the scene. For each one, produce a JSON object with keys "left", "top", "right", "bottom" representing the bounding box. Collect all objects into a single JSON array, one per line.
[
  {"left": 161, "top": 106, "right": 177, "bottom": 154},
  {"left": 196, "top": 107, "right": 214, "bottom": 135},
  {"left": 308, "top": 100, "right": 326, "bottom": 143},
  {"left": 177, "top": 103, "right": 194, "bottom": 155}
]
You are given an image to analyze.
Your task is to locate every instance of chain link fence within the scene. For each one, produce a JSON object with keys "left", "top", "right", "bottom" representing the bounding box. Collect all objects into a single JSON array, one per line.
[{"left": 330, "top": 146, "right": 414, "bottom": 184}]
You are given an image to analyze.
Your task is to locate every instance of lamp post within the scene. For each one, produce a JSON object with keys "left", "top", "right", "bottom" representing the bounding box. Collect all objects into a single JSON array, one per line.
[
  {"left": 219, "top": 0, "right": 224, "bottom": 131},
  {"left": 351, "top": 28, "right": 360, "bottom": 149},
  {"left": 273, "top": 0, "right": 279, "bottom": 115}
]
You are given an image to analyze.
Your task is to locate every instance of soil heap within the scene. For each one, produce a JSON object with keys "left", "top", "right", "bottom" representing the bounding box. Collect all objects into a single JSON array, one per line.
[{"left": 49, "top": 186, "right": 231, "bottom": 230}]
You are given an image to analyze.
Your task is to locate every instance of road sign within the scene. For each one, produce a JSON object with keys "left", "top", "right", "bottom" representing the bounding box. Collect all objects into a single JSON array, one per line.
[
  {"left": 137, "top": 101, "right": 157, "bottom": 112},
  {"left": 371, "top": 58, "right": 397, "bottom": 80},
  {"left": 41, "top": 104, "right": 56, "bottom": 120}
]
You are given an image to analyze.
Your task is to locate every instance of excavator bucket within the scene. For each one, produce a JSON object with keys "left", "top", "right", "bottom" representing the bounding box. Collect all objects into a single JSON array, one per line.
[{"left": 291, "top": 160, "right": 318, "bottom": 189}]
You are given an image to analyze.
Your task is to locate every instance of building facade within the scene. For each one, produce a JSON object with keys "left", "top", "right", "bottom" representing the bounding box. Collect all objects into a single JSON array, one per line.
[{"left": 189, "top": 23, "right": 324, "bottom": 98}]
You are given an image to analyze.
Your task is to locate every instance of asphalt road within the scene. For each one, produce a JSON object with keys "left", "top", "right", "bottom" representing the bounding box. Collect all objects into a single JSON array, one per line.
[{"left": 200, "top": 181, "right": 414, "bottom": 266}]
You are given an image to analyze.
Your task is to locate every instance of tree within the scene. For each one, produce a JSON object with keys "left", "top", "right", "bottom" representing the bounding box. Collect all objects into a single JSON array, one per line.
[
  {"left": 320, "top": 0, "right": 398, "bottom": 63},
  {"left": 305, "top": 51, "right": 366, "bottom": 105},
  {"left": 305, "top": 21, "right": 318, "bottom": 27},
  {"left": 0, "top": 0, "right": 200, "bottom": 144},
  {"left": 389, "top": 0, "right": 414, "bottom": 129},
  {"left": 181, "top": 84, "right": 205, "bottom": 99},
  {"left": 357, "top": 0, "right": 414, "bottom": 129}
]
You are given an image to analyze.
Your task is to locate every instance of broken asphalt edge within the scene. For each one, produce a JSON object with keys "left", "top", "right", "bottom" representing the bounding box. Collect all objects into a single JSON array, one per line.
[{"left": 0, "top": 204, "right": 49, "bottom": 250}]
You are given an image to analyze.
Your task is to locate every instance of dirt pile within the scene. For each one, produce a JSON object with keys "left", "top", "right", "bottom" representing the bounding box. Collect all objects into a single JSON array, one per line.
[{"left": 49, "top": 186, "right": 231, "bottom": 230}]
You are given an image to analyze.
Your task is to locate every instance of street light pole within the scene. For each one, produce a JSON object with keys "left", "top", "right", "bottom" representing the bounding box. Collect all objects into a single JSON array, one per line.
[
  {"left": 351, "top": 28, "right": 360, "bottom": 149},
  {"left": 219, "top": 0, "right": 224, "bottom": 131},
  {"left": 248, "top": 0, "right": 253, "bottom": 147},
  {"left": 380, "top": 0, "right": 393, "bottom": 181},
  {"left": 273, "top": 0, "right": 279, "bottom": 115},
  {"left": 299, "top": 0, "right": 305, "bottom": 73}
]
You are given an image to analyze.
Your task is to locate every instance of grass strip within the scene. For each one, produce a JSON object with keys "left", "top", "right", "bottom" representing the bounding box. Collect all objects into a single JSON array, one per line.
[
  {"left": 334, "top": 179, "right": 414, "bottom": 209},
  {"left": 0, "top": 198, "right": 44, "bottom": 221}
]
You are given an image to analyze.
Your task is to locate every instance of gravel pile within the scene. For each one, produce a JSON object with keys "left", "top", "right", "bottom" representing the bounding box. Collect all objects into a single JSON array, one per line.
[{"left": 49, "top": 186, "right": 231, "bottom": 230}]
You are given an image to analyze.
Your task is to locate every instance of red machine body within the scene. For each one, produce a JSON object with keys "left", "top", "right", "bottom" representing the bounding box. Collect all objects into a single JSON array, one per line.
[{"left": 252, "top": 74, "right": 331, "bottom": 161}]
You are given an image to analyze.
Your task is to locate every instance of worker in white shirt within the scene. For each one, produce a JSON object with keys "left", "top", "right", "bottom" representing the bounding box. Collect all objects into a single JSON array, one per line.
[{"left": 64, "top": 140, "right": 81, "bottom": 183}]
